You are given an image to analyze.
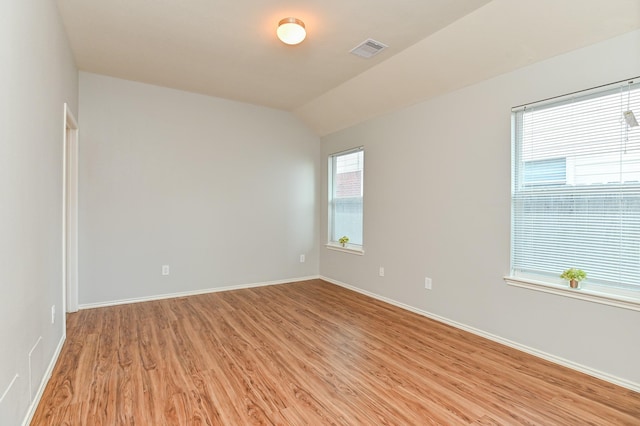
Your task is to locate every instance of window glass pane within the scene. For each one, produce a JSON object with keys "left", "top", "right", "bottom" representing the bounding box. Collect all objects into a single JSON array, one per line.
[
  {"left": 522, "top": 157, "right": 566, "bottom": 186},
  {"left": 329, "top": 149, "right": 364, "bottom": 246},
  {"left": 512, "top": 79, "right": 640, "bottom": 290}
]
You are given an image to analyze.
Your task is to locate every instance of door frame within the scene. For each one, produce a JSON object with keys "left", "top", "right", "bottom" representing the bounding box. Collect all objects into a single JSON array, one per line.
[{"left": 63, "top": 103, "right": 79, "bottom": 316}]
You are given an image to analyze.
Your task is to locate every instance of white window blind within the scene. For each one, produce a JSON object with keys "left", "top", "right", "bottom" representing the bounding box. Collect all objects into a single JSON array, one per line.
[
  {"left": 329, "top": 147, "right": 364, "bottom": 246},
  {"left": 511, "top": 78, "right": 640, "bottom": 291}
]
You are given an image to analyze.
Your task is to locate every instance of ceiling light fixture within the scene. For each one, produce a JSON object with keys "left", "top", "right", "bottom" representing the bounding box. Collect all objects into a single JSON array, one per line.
[{"left": 277, "top": 17, "right": 306, "bottom": 45}]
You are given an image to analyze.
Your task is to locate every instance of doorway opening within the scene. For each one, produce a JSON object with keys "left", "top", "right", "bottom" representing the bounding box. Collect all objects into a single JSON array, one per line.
[{"left": 63, "top": 103, "right": 79, "bottom": 316}]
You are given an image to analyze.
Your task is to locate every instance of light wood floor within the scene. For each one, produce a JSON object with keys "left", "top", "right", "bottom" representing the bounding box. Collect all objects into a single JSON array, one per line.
[{"left": 32, "top": 279, "right": 639, "bottom": 425}]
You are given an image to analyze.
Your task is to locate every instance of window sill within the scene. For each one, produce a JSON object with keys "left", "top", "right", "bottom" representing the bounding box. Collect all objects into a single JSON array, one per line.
[
  {"left": 504, "top": 275, "right": 640, "bottom": 312},
  {"left": 325, "top": 243, "right": 364, "bottom": 256}
]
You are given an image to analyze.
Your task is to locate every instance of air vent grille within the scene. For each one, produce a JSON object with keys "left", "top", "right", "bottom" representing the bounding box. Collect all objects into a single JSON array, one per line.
[{"left": 350, "top": 39, "right": 388, "bottom": 59}]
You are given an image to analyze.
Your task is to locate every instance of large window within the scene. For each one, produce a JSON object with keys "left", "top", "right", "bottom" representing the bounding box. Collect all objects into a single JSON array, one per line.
[
  {"left": 510, "top": 78, "right": 640, "bottom": 307},
  {"left": 328, "top": 147, "right": 364, "bottom": 250}
]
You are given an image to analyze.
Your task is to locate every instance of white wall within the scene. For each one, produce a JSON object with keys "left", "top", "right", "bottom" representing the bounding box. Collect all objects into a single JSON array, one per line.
[
  {"left": 0, "top": 1, "right": 78, "bottom": 424},
  {"left": 321, "top": 30, "right": 640, "bottom": 387},
  {"left": 78, "top": 73, "right": 320, "bottom": 305}
]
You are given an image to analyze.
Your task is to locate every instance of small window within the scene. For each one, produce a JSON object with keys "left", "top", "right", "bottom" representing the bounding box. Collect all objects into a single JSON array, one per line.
[
  {"left": 510, "top": 78, "right": 640, "bottom": 305},
  {"left": 328, "top": 147, "right": 364, "bottom": 249}
]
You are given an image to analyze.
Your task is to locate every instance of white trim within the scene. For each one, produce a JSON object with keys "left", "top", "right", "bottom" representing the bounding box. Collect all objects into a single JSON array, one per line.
[
  {"left": 27, "top": 337, "right": 43, "bottom": 400},
  {"left": 321, "top": 275, "right": 640, "bottom": 393},
  {"left": 22, "top": 333, "right": 66, "bottom": 426},
  {"left": 512, "top": 76, "right": 639, "bottom": 111},
  {"left": 63, "top": 103, "right": 79, "bottom": 314},
  {"left": 504, "top": 276, "right": 640, "bottom": 312},
  {"left": 329, "top": 145, "right": 364, "bottom": 157},
  {"left": 325, "top": 243, "right": 364, "bottom": 255},
  {"left": 0, "top": 374, "right": 19, "bottom": 403},
  {"left": 78, "top": 276, "right": 321, "bottom": 310}
]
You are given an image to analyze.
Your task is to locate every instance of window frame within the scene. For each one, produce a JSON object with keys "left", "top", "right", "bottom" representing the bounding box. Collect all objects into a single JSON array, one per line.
[
  {"left": 327, "top": 147, "right": 365, "bottom": 254},
  {"left": 505, "top": 78, "right": 640, "bottom": 311}
]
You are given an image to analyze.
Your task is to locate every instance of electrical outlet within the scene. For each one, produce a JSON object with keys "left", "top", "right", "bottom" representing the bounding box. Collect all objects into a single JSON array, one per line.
[
  {"left": 162, "top": 265, "right": 170, "bottom": 276},
  {"left": 379, "top": 267, "right": 385, "bottom": 277},
  {"left": 299, "top": 254, "right": 305, "bottom": 263},
  {"left": 51, "top": 305, "right": 55, "bottom": 324},
  {"left": 425, "top": 277, "right": 432, "bottom": 290}
]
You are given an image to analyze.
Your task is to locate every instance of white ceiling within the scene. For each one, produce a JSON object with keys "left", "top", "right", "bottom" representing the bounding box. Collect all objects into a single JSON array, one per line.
[{"left": 57, "top": 0, "right": 640, "bottom": 135}]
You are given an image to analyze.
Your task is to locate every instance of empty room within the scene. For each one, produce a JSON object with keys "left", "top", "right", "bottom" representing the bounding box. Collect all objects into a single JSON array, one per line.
[{"left": 2, "top": 0, "right": 640, "bottom": 424}]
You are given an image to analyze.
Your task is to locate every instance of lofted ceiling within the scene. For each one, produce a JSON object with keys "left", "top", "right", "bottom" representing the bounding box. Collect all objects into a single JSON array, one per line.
[{"left": 57, "top": 0, "right": 640, "bottom": 135}]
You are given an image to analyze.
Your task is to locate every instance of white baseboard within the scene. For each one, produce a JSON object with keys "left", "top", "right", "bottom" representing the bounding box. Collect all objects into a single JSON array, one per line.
[
  {"left": 78, "top": 275, "right": 321, "bottom": 310},
  {"left": 21, "top": 331, "right": 66, "bottom": 426},
  {"left": 21, "top": 276, "right": 320, "bottom": 424},
  {"left": 54, "top": 274, "right": 640, "bottom": 395},
  {"left": 321, "top": 275, "right": 640, "bottom": 393}
]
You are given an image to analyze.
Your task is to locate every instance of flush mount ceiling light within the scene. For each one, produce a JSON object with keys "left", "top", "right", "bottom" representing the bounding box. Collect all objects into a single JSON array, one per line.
[{"left": 277, "top": 17, "right": 306, "bottom": 45}]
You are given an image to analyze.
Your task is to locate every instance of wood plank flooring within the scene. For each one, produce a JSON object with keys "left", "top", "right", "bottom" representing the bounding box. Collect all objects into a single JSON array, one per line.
[{"left": 31, "top": 279, "right": 640, "bottom": 425}]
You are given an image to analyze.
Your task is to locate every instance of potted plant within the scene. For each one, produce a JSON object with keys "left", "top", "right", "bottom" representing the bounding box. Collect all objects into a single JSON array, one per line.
[
  {"left": 560, "top": 268, "right": 586, "bottom": 289},
  {"left": 338, "top": 236, "right": 349, "bottom": 247}
]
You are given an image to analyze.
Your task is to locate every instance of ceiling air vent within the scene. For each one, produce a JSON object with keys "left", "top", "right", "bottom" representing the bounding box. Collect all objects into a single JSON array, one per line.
[{"left": 350, "top": 39, "right": 388, "bottom": 59}]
